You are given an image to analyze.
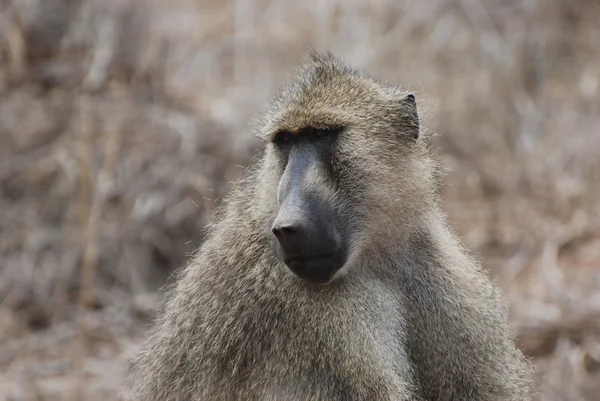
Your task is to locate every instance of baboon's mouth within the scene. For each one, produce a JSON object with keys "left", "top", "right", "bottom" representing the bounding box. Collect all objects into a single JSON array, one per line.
[
  {"left": 280, "top": 249, "right": 347, "bottom": 285},
  {"left": 284, "top": 252, "right": 336, "bottom": 265}
]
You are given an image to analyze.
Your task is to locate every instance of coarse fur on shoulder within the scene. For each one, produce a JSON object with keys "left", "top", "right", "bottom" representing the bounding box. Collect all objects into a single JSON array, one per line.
[{"left": 125, "top": 51, "right": 535, "bottom": 401}]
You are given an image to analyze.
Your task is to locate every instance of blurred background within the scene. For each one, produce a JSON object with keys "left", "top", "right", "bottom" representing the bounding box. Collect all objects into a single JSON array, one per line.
[{"left": 1, "top": 0, "right": 599, "bottom": 399}]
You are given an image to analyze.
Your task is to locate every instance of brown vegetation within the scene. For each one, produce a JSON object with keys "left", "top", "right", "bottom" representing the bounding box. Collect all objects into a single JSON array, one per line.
[{"left": 0, "top": 0, "right": 599, "bottom": 400}]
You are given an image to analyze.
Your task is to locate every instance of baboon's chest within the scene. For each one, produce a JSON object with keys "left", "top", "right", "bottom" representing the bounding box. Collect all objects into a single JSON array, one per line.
[{"left": 208, "top": 281, "right": 409, "bottom": 400}]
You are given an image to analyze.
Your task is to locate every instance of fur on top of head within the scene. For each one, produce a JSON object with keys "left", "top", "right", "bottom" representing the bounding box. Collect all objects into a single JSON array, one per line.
[{"left": 258, "top": 51, "right": 419, "bottom": 142}]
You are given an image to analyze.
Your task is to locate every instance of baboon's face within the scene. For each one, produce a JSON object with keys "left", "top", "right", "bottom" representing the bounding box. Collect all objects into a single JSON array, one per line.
[
  {"left": 270, "top": 126, "right": 349, "bottom": 285},
  {"left": 264, "top": 55, "right": 429, "bottom": 285}
]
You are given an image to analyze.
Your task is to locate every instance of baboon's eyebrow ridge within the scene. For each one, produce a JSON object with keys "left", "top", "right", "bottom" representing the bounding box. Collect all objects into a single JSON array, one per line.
[{"left": 263, "top": 111, "right": 355, "bottom": 142}]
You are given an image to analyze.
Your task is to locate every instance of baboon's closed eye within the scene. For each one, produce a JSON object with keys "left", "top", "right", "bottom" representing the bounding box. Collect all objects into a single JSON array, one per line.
[{"left": 272, "top": 126, "right": 343, "bottom": 145}]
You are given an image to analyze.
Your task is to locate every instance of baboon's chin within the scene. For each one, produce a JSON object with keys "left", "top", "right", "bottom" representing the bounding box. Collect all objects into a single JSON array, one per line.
[{"left": 282, "top": 252, "right": 347, "bottom": 286}]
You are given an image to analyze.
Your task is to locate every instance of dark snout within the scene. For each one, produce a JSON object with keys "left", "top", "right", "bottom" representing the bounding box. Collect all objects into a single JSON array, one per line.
[
  {"left": 272, "top": 205, "right": 346, "bottom": 285},
  {"left": 272, "top": 143, "right": 348, "bottom": 285}
]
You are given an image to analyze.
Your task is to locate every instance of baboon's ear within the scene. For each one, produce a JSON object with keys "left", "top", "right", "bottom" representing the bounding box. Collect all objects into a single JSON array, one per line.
[{"left": 397, "top": 93, "right": 419, "bottom": 140}]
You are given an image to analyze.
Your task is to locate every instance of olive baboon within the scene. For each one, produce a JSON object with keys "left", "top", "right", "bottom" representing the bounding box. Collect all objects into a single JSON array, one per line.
[{"left": 126, "top": 52, "right": 534, "bottom": 400}]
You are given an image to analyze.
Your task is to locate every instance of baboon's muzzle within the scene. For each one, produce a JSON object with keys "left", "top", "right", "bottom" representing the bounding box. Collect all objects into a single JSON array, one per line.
[{"left": 271, "top": 145, "right": 347, "bottom": 285}]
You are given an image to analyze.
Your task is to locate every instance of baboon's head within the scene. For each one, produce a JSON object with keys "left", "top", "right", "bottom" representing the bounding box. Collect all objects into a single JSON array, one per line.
[{"left": 257, "top": 52, "right": 438, "bottom": 285}]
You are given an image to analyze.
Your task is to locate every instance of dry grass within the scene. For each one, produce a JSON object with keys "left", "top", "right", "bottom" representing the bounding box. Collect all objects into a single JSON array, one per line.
[{"left": 0, "top": 0, "right": 599, "bottom": 399}]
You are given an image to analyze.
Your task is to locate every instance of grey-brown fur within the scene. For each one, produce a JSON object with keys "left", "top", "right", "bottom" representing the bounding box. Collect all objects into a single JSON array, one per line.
[{"left": 126, "top": 51, "right": 534, "bottom": 400}]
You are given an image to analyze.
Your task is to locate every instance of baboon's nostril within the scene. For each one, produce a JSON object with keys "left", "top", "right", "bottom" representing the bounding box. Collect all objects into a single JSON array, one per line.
[{"left": 272, "top": 223, "right": 297, "bottom": 240}]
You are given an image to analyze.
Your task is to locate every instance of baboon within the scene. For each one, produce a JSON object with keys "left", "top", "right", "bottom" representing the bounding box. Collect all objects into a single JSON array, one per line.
[{"left": 126, "top": 52, "right": 534, "bottom": 401}]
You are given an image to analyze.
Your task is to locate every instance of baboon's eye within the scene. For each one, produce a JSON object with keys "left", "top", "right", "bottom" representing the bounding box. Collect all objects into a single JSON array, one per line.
[
  {"left": 274, "top": 131, "right": 292, "bottom": 144},
  {"left": 312, "top": 127, "right": 342, "bottom": 139}
]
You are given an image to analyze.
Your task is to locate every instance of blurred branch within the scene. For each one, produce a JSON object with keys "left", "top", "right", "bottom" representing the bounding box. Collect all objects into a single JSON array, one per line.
[
  {"left": 1, "top": 1, "right": 27, "bottom": 83},
  {"left": 71, "top": 93, "right": 99, "bottom": 401},
  {"left": 516, "top": 312, "right": 600, "bottom": 358},
  {"left": 82, "top": 2, "right": 122, "bottom": 92}
]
